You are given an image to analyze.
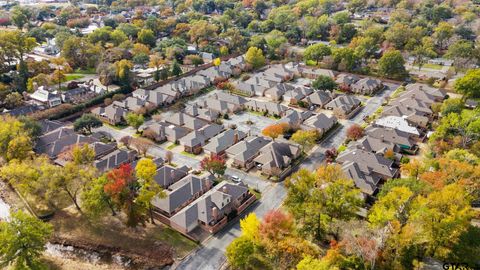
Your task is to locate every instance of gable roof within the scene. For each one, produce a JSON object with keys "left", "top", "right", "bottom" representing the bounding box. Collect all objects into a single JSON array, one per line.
[
  {"left": 226, "top": 136, "right": 271, "bottom": 162},
  {"left": 204, "top": 129, "right": 247, "bottom": 154},
  {"left": 254, "top": 140, "right": 301, "bottom": 170},
  {"left": 336, "top": 148, "right": 397, "bottom": 178}
]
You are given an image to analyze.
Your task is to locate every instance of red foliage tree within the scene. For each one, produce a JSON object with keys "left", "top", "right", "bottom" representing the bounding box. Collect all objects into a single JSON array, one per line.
[
  {"left": 259, "top": 209, "right": 295, "bottom": 241},
  {"left": 104, "top": 163, "right": 135, "bottom": 197},
  {"left": 325, "top": 148, "right": 338, "bottom": 163},
  {"left": 346, "top": 124, "right": 364, "bottom": 141},
  {"left": 200, "top": 154, "right": 226, "bottom": 176}
]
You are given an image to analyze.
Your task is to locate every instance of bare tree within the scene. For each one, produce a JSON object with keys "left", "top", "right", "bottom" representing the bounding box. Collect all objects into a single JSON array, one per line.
[
  {"left": 131, "top": 137, "right": 153, "bottom": 157},
  {"left": 165, "top": 150, "right": 173, "bottom": 164}
]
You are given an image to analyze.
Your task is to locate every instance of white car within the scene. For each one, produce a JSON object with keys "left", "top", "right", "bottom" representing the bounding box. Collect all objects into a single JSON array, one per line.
[{"left": 231, "top": 175, "right": 241, "bottom": 183}]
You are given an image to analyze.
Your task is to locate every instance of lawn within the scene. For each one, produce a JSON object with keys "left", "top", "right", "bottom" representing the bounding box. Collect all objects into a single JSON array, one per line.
[
  {"left": 181, "top": 151, "right": 198, "bottom": 158},
  {"left": 167, "top": 143, "right": 178, "bottom": 150},
  {"left": 414, "top": 63, "right": 444, "bottom": 70},
  {"left": 65, "top": 74, "right": 85, "bottom": 81}
]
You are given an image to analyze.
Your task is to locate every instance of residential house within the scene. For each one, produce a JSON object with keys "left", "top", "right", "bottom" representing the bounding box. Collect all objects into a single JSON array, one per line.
[
  {"left": 91, "top": 78, "right": 120, "bottom": 93},
  {"left": 303, "top": 90, "right": 335, "bottom": 108},
  {"left": 325, "top": 95, "right": 362, "bottom": 119},
  {"left": 179, "top": 124, "right": 224, "bottom": 154},
  {"left": 214, "top": 92, "right": 248, "bottom": 108},
  {"left": 184, "top": 104, "right": 220, "bottom": 122},
  {"left": 403, "top": 83, "right": 446, "bottom": 102},
  {"left": 38, "top": 119, "right": 64, "bottom": 135},
  {"left": 235, "top": 81, "right": 267, "bottom": 97},
  {"left": 164, "top": 112, "right": 208, "bottom": 131},
  {"left": 94, "top": 148, "right": 137, "bottom": 172},
  {"left": 278, "top": 109, "right": 313, "bottom": 128},
  {"left": 3, "top": 104, "right": 43, "bottom": 117},
  {"left": 91, "top": 104, "right": 128, "bottom": 125},
  {"left": 283, "top": 87, "right": 313, "bottom": 105},
  {"left": 263, "top": 64, "right": 295, "bottom": 81},
  {"left": 374, "top": 116, "right": 421, "bottom": 138},
  {"left": 154, "top": 165, "right": 190, "bottom": 188},
  {"left": 61, "top": 87, "right": 94, "bottom": 103},
  {"left": 381, "top": 105, "right": 430, "bottom": 129},
  {"left": 302, "top": 113, "right": 337, "bottom": 137},
  {"left": 244, "top": 100, "right": 288, "bottom": 117},
  {"left": 169, "top": 181, "right": 255, "bottom": 235},
  {"left": 142, "top": 121, "right": 190, "bottom": 143},
  {"left": 244, "top": 76, "right": 278, "bottom": 96},
  {"left": 366, "top": 127, "right": 418, "bottom": 154},
  {"left": 264, "top": 83, "right": 294, "bottom": 101},
  {"left": 148, "top": 90, "right": 176, "bottom": 107},
  {"left": 226, "top": 136, "right": 271, "bottom": 170},
  {"left": 337, "top": 148, "right": 400, "bottom": 196},
  {"left": 226, "top": 55, "right": 247, "bottom": 71},
  {"left": 300, "top": 68, "right": 335, "bottom": 79},
  {"left": 152, "top": 174, "right": 213, "bottom": 217},
  {"left": 35, "top": 127, "right": 99, "bottom": 159},
  {"left": 198, "top": 66, "right": 231, "bottom": 81},
  {"left": 29, "top": 87, "right": 62, "bottom": 108},
  {"left": 132, "top": 88, "right": 150, "bottom": 101},
  {"left": 204, "top": 129, "right": 247, "bottom": 156},
  {"left": 351, "top": 77, "right": 384, "bottom": 95},
  {"left": 254, "top": 140, "right": 302, "bottom": 176},
  {"left": 335, "top": 74, "right": 359, "bottom": 88}
]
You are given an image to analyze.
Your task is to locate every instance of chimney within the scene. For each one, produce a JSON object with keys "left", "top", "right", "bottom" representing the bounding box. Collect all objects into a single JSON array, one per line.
[
  {"left": 170, "top": 169, "right": 175, "bottom": 180},
  {"left": 381, "top": 135, "right": 385, "bottom": 142},
  {"left": 212, "top": 207, "right": 219, "bottom": 220},
  {"left": 222, "top": 185, "right": 228, "bottom": 194},
  {"left": 419, "top": 85, "right": 423, "bottom": 90},
  {"left": 233, "top": 132, "right": 239, "bottom": 144}
]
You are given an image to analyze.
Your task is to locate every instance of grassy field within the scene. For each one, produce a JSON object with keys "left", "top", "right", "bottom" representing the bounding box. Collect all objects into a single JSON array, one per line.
[{"left": 73, "top": 68, "right": 97, "bottom": 74}]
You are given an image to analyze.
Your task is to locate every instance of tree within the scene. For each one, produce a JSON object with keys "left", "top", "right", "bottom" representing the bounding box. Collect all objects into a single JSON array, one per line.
[
  {"left": 346, "top": 124, "right": 364, "bottom": 141},
  {"left": 0, "top": 211, "right": 52, "bottom": 270},
  {"left": 137, "top": 29, "right": 156, "bottom": 48},
  {"left": 291, "top": 130, "right": 319, "bottom": 152},
  {"left": 226, "top": 236, "right": 257, "bottom": 270},
  {"left": 104, "top": 163, "right": 147, "bottom": 227},
  {"left": 131, "top": 138, "right": 153, "bottom": 157},
  {"left": 200, "top": 154, "right": 227, "bottom": 177},
  {"left": 378, "top": 49, "right": 407, "bottom": 80},
  {"left": 50, "top": 57, "right": 72, "bottom": 90},
  {"left": 0, "top": 116, "right": 31, "bottom": 161},
  {"left": 125, "top": 112, "right": 144, "bottom": 132},
  {"left": 368, "top": 186, "right": 414, "bottom": 228},
  {"left": 412, "top": 37, "right": 437, "bottom": 71},
  {"left": 240, "top": 213, "right": 260, "bottom": 242},
  {"left": 135, "top": 158, "right": 164, "bottom": 223},
  {"left": 188, "top": 20, "right": 218, "bottom": 49},
  {"left": 312, "top": 75, "right": 337, "bottom": 91},
  {"left": 165, "top": 150, "right": 173, "bottom": 164},
  {"left": 170, "top": 60, "right": 183, "bottom": 76},
  {"left": 184, "top": 54, "right": 204, "bottom": 67},
  {"left": 245, "top": 47, "right": 266, "bottom": 69},
  {"left": 445, "top": 40, "right": 476, "bottom": 72},
  {"left": 303, "top": 43, "right": 331, "bottom": 65},
  {"left": 429, "top": 110, "right": 480, "bottom": 148},
  {"left": 74, "top": 114, "right": 102, "bottom": 134},
  {"left": 454, "top": 69, "right": 480, "bottom": 99},
  {"left": 433, "top": 22, "right": 454, "bottom": 49},
  {"left": 262, "top": 123, "right": 288, "bottom": 140},
  {"left": 6, "top": 135, "right": 32, "bottom": 161},
  {"left": 10, "top": 6, "right": 32, "bottom": 29},
  {"left": 4, "top": 92, "right": 23, "bottom": 109},
  {"left": 82, "top": 175, "right": 117, "bottom": 217},
  {"left": 114, "top": 59, "right": 133, "bottom": 87}
]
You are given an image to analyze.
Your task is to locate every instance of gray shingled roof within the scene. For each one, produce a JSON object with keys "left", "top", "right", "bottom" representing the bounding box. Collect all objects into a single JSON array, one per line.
[{"left": 204, "top": 129, "right": 247, "bottom": 154}]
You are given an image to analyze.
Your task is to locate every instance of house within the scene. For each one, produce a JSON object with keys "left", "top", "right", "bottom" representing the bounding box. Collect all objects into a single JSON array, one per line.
[
  {"left": 61, "top": 87, "right": 94, "bottom": 103},
  {"left": 300, "top": 68, "right": 335, "bottom": 79},
  {"left": 335, "top": 74, "right": 359, "bottom": 87},
  {"left": 148, "top": 90, "right": 176, "bottom": 106},
  {"left": 337, "top": 149, "right": 400, "bottom": 196},
  {"left": 164, "top": 112, "right": 208, "bottom": 131},
  {"left": 91, "top": 78, "right": 120, "bottom": 93},
  {"left": 132, "top": 88, "right": 150, "bottom": 101},
  {"left": 366, "top": 127, "right": 418, "bottom": 154},
  {"left": 154, "top": 165, "right": 190, "bottom": 188},
  {"left": 204, "top": 129, "right": 247, "bottom": 156},
  {"left": 389, "top": 97, "right": 433, "bottom": 116},
  {"left": 179, "top": 124, "right": 224, "bottom": 154},
  {"left": 278, "top": 109, "right": 313, "bottom": 128},
  {"left": 200, "top": 52, "right": 215, "bottom": 62},
  {"left": 226, "top": 136, "right": 271, "bottom": 170},
  {"left": 244, "top": 76, "right": 278, "bottom": 94},
  {"left": 114, "top": 97, "right": 148, "bottom": 112},
  {"left": 29, "top": 87, "right": 62, "bottom": 108},
  {"left": 264, "top": 83, "right": 294, "bottom": 101},
  {"left": 169, "top": 181, "right": 255, "bottom": 235},
  {"left": 38, "top": 119, "right": 64, "bottom": 135},
  {"left": 94, "top": 148, "right": 137, "bottom": 172},
  {"left": 325, "top": 95, "right": 362, "bottom": 119},
  {"left": 403, "top": 84, "right": 446, "bottom": 102},
  {"left": 465, "top": 99, "right": 478, "bottom": 109},
  {"left": 263, "top": 64, "right": 295, "bottom": 81},
  {"left": 302, "top": 113, "right": 337, "bottom": 136},
  {"left": 351, "top": 135, "right": 400, "bottom": 155},
  {"left": 3, "top": 104, "right": 43, "bottom": 117},
  {"left": 142, "top": 121, "right": 190, "bottom": 143},
  {"left": 35, "top": 128, "right": 99, "bottom": 159},
  {"left": 226, "top": 55, "right": 247, "bottom": 71},
  {"left": 184, "top": 104, "right": 220, "bottom": 122},
  {"left": 351, "top": 77, "right": 383, "bottom": 95},
  {"left": 283, "top": 87, "right": 313, "bottom": 105},
  {"left": 244, "top": 100, "right": 288, "bottom": 117},
  {"left": 381, "top": 105, "right": 430, "bottom": 129},
  {"left": 155, "top": 84, "right": 181, "bottom": 99},
  {"left": 198, "top": 66, "right": 231, "bottom": 81},
  {"left": 374, "top": 116, "right": 421, "bottom": 137},
  {"left": 152, "top": 174, "right": 213, "bottom": 217},
  {"left": 235, "top": 81, "right": 267, "bottom": 97},
  {"left": 254, "top": 140, "right": 302, "bottom": 176},
  {"left": 303, "top": 90, "right": 335, "bottom": 108},
  {"left": 91, "top": 104, "right": 128, "bottom": 125},
  {"left": 213, "top": 92, "right": 247, "bottom": 108}
]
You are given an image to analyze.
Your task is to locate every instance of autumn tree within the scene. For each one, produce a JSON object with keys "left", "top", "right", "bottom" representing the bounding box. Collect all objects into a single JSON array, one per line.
[
  {"left": 454, "top": 69, "right": 480, "bottom": 99},
  {"left": 125, "top": 112, "right": 144, "bottom": 132},
  {"left": 0, "top": 115, "right": 32, "bottom": 161},
  {"left": 378, "top": 49, "right": 407, "bottom": 80},
  {"left": 149, "top": 54, "right": 166, "bottom": 82},
  {"left": 245, "top": 46, "right": 266, "bottom": 69},
  {"left": 188, "top": 20, "right": 218, "bottom": 49},
  {"left": 262, "top": 123, "right": 289, "bottom": 140},
  {"left": 303, "top": 43, "right": 332, "bottom": 65},
  {"left": 50, "top": 57, "right": 72, "bottom": 91},
  {"left": 165, "top": 150, "right": 173, "bottom": 164},
  {"left": 0, "top": 211, "right": 52, "bottom": 270},
  {"left": 346, "top": 124, "right": 364, "bottom": 141},
  {"left": 82, "top": 175, "right": 117, "bottom": 217},
  {"left": 135, "top": 158, "right": 164, "bottom": 223},
  {"left": 291, "top": 129, "right": 319, "bottom": 152},
  {"left": 131, "top": 137, "right": 153, "bottom": 157},
  {"left": 200, "top": 154, "right": 226, "bottom": 177}
]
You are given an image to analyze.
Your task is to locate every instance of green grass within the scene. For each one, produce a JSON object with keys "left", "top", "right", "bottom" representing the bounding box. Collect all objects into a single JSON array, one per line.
[
  {"left": 65, "top": 74, "right": 85, "bottom": 81},
  {"left": 74, "top": 67, "right": 97, "bottom": 74},
  {"left": 181, "top": 151, "right": 198, "bottom": 158},
  {"left": 249, "top": 188, "right": 262, "bottom": 200},
  {"left": 391, "top": 86, "right": 406, "bottom": 99},
  {"left": 414, "top": 63, "right": 444, "bottom": 70},
  {"left": 167, "top": 143, "right": 178, "bottom": 150}
]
